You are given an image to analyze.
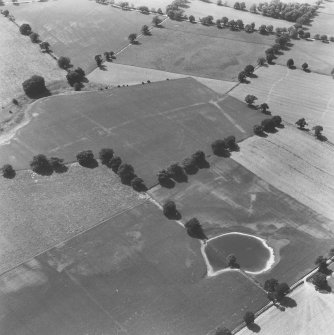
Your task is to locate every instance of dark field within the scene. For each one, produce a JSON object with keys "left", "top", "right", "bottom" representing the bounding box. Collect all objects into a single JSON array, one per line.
[
  {"left": 149, "top": 158, "right": 334, "bottom": 285},
  {"left": 0, "top": 78, "right": 267, "bottom": 187},
  {"left": 116, "top": 19, "right": 275, "bottom": 81},
  {"left": 0, "top": 201, "right": 267, "bottom": 335}
]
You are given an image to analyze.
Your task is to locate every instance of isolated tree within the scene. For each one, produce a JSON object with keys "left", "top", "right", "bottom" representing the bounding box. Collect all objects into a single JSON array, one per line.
[
  {"left": 49, "top": 157, "right": 67, "bottom": 173},
  {"left": 109, "top": 156, "right": 122, "bottom": 173},
  {"left": 302, "top": 62, "right": 309, "bottom": 71},
  {"left": 257, "top": 57, "right": 266, "bottom": 66},
  {"left": 2, "top": 164, "right": 15, "bottom": 178},
  {"left": 39, "top": 41, "right": 50, "bottom": 52},
  {"left": 95, "top": 54, "right": 103, "bottom": 67},
  {"left": 152, "top": 15, "right": 162, "bottom": 26},
  {"left": 99, "top": 148, "right": 114, "bottom": 165},
  {"left": 117, "top": 163, "right": 136, "bottom": 184},
  {"left": 253, "top": 124, "right": 264, "bottom": 136},
  {"left": 244, "top": 65, "right": 255, "bottom": 76},
  {"left": 30, "top": 154, "right": 52, "bottom": 174},
  {"left": 141, "top": 24, "right": 150, "bottom": 35},
  {"left": 275, "top": 282, "right": 290, "bottom": 300},
  {"left": 250, "top": 22, "right": 255, "bottom": 31},
  {"left": 163, "top": 200, "right": 179, "bottom": 219},
  {"left": 243, "top": 311, "right": 255, "bottom": 326},
  {"left": 245, "top": 94, "right": 257, "bottom": 106},
  {"left": 234, "top": 1, "right": 240, "bottom": 9},
  {"left": 138, "top": 5, "right": 149, "bottom": 13},
  {"left": 264, "top": 278, "right": 278, "bottom": 292},
  {"left": 29, "top": 32, "right": 39, "bottom": 43},
  {"left": 76, "top": 150, "right": 95, "bottom": 167},
  {"left": 260, "top": 102, "right": 269, "bottom": 114},
  {"left": 312, "top": 125, "right": 323, "bottom": 138},
  {"left": 216, "top": 19, "right": 222, "bottom": 28},
  {"left": 244, "top": 24, "right": 252, "bottom": 33},
  {"left": 211, "top": 139, "right": 229, "bottom": 156},
  {"left": 222, "top": 17, "right": 228, "bottom": 26},
  {"left": 185, "top": 218, "right": 206, "bottom": 240},
  {"left": 182, "top": 157, "right": 198, "bottom": 175},
  {"left": 225, "top": 135, "right": 238, "bottom": 151},
  {"left": 238, "top": 71, "right": 246, "bottom": 82},
  {"left": 57, "top": 56, "right": 72, "bottom": 69},
  {"left": 312, "top": 272, "right": 327, "bottom": 290},
  {"left": 189, "top": 14, "right": 195, "bottom": 23},
  {"left": 229, "top": 19, "right": 237, "bottom": 30},
  {"left": 287, "top": 58, "right": 294, "bottom": 68},
  {"left": 314, "top": 34, "right": 320, "bottom": 40},
  {"left": 22, "top": 75, "right": 46, "bottom": 98},
  {"left": 227, "top": 254, "right": 238, "bottom": 268},
  {"left": 215, "top": 327, "right": 232, "bottom": 335},
  {"left": 295, "top": 118, "right": 307, "bottom": 129},
  {"left": 19, "top": 23, "right": 32, "bottom": 35},
  {"left": 131, "top": 177, "right": 147, "bottom": 192},
  {"left": 128, "top": 33, "right": 137, "bottom": 44}
]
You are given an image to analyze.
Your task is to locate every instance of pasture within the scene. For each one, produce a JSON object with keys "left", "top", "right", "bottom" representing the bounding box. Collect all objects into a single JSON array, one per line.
[
  {"left": 0, "top": 78, "right": 267, "bottom": 187},
  {"left": 308, "top": 0, "right": 334, "bottom": 36},
  {"left": 229, "top": 65, "right": 334, "bottom": 143},
  {"left": 274, "top": 38, "right": 334, "bottom": 76},
  {"left": 0, "top": 201, "right": 268, "bottom": 335},
  {"left": 116, "top": 19, "right": 275, "bottom": 81},
  {"left": 149, "top": 156, "right": 334, "bottom": 284},
  {"left": 0, "top": 15, "right": 65, "bottom": 106},
  {"left": 7, "top": 0, "right": 153, "bottom": 71},
  {"left": 0, "top": 163, "right": 145, "bottom": 274}
]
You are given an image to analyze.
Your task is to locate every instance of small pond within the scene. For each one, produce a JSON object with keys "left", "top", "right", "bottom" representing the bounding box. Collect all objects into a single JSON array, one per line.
[{"left": 203, "top": 232, "right": 274, "bottom": 274}]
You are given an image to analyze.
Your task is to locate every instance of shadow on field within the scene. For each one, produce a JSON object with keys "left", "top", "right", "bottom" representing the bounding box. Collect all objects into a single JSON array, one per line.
[
  {"left": 317, "top": 134, "right": 328, "bottom": 142},
  {"left": 247, "top": 323, "right": 261, "bottom": 333},
  {"left": 248, "top": 73, "right": 258, "bottom": 78},
  {"left": 78, "top": 159, "right": 99, "bottom": 169},
  {"left": 27, "top": 88, "right": 51, "bottom": 100},
  {"left": 280, "top": 296, "right": 297, "bottom": 308}
]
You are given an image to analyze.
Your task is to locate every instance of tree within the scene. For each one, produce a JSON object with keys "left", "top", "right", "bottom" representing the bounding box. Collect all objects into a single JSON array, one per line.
[
  {"left": 167, "top": 163, "right": 186, "bottom": 181},
  {"left": 117, "top": 163, "right": 136, "bottom": 184},
  {"left": 260, "top": 102, "right": 269, "bottom": 114},
  {"left": 2, "top": 10, "right": 9, "bottom": 17},
  {"left": 312, "top": 272, "right": 327, "bottom": 290},
  {"left": 250, "top": 4, "right": 257, "bottom": 12},
  {"left": 128, "top": 33, "right": 137, "bottom": 44},
  {"left": 229, "top": 19, "right": 237, "bottom": 30},
  {"left": 30, "top": 154, "right": 52, "bottom": 174},
  {"left": 264, "top": 278, "right": 278, "bottom": 292},
  {"left": 244, "top": 24, "right": 252, "bottom": 33},
  {"left": 240, "top": 2, "right": 246, "bottom": 10},
  {"left": 234, "top": 1, "right": 240, "bottom": 9},
  {"left": 295, "top": 118, "right": 307, "bottom": 129},
  {"left": 312, "top": 125, "right": 323, "bottom": 138},
  {"left": 215, "top": 327, "right": 232, "bottom": 335},
  {"left": 39, "top": 41, "right": 50, "bottom": 52},
  {"left": 266, "top": 53, "right": 275, "bottom": 64},
  {"left": 19, "top": 23, "right": 32, "bottom": 35},
  {"left": 49, "top": 157, "right": 67, "bottom": 173},
  {"left": 257, "top": 57, "right": 266, "bottom": 66},
  {"left": 244, "top": 64, "right": 255, "bottom": 76},
  {"left": 57, "top": 56, "right": 71, "bottom": 69},
  {"left": 222, "top": 17, "right": 228, "bottom": 26},
  {"left": 131, "top": 177, "right": 147, "bottom": 191},
  {"left": 267, "top": 24, "right": 273, "bottom": 33},
  {"left": 217, "top": 0, "right": 222, "bottom": 5},
  {"left": 298, "top": 29, "right": 304, "bottom": 38},
  {"left": 224, "top": 135, "right": 238, "bottom": 151},
  {"left": 211, "top": 139, "right": 229, "bottom": 156},
  {"left": 95, "top": 54, "right": 103, "bottom": 67},
  {"left": 109, "top": 156, "right": 122, "bottom": 173},
  {"left": 238, "top": 71, "right": 246, "bottom": 82},
  {"left": 272, "top": 115, "right": 282, "bottom": 127},
  {"left": 152, "top": 15, "right": 162, "bottom": 26},
  {"left": 250, "top": 22, "right": 255, "bottom": 30},
  {"left": 157, "top": 8, "right": 163, "bottom": 14},
  {"left": 245, "top": 94, "right": 257, "bottom": 105},
  {"left": 76, "top": 150, "right": 96, "bottom": 167},
  {"left": 22, "top": 75, "right": 46, "bottom": 98},
  {"left": 302, "top": 62, "right": 308, "bottom": 71},
  {"left": 163, "top": 200, "right": 179, "bottom": 218},
  {"left": 259, "top": 24, "right": 267, "bottom": 34},
  {"left": 189, "top": 15, "right": 195, "bottom": 23},
  {"left": 29, "top": 32, "right": 39, "bottom": 43},
  {"left": 185, "top": 218, "right": 206, "bottom": 239},
  {"left": 243, "top": 311, "right": 255, "bottom": 325},
  {"left": 236, "top": 19, "right": 244, "bottom": 29},
  {"left": 253, "top": 124, "right": 264, "bottom": 135},
  {"left": 261, "top": 118, "right": 276, "bottom": 132},
  {"left": 141, "top": 24, "right": 150, "bottom": 35},
  {"left": 315, "top": 255, "right": 328, "bottom": 273},
  {"left": 286, "top": 58, "right": 294, "bottom": 68},
  {"left": 66, "top": 71, "right": 81, "bottom": 86},
  {"left": 182, "top": 157, "right": 198, "bottom": 175},
  {"left": 2, "top": 164, "right": 15, "bottom": 178},
  {"left": 265, "top": 47, "right": 274, "bottom": 55},
  {"left": 314, "top": 34, "right": 320, "bottom": 40},
  {"left": 216, "top": 19, "right": 222, "bottom": 28},
  {"left": 320, "top": 34, "right": 328, "bottom": 41},
  {"left": 304, "top": 31, "right": 310, "bottom": 39},
  {"left": 138, "top": 5, "right": 149, "bottom": 13},
  {"left": 191, "top": 150, "right": 207, "bottom": 168},
  {"left": 272, "top": 43, "right": 281, "bottom": 53},
  {"left": 226, "top": 254, "right": 238, "bottom": 267},
  {"left": 275, "top": 282, "right": 290, "bottom": 300},
  {"left": 99, "top": 148, "right": 114, "bottom": 165}
]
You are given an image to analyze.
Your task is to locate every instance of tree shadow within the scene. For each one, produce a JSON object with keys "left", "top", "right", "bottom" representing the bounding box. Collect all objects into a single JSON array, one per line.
[
  {"left": 247, "top": 323, "right": 261, "bottom": 333},
  {"left": 264, "top": 128, "right": 278, "bottom": 134},
  {"left": 318, "top": 283, "right": 332, "bottom": 293},
  {"left": 256, "top": 132, "right": 268, "bottom": 138},
  {"left": 173, "top": 173, "right": 188, "bottom": 183},
  {"left": 279, "top": 297, "right": 297, "bottom": 308},
  {"left": 316, "top": 134, "right": 328, "bottom": 142},
  {"left": 248, "top": 73, "right": 258, "bottom": 78},
  {"left": 214, "top": 149, "right": 231, "bottom": 158},
  {"left": 197, "top": 160, "right": 210, "bottom": 169},
  {"left": 33, "top": 166, "right": 54, "bottom": 176},
  {"left": 53, "top": 165, "right": 68, "bottom": 174},
  {"left": 3, "top": 170, "right": 16, "bottom": 179},
  {"left": 78, "top": 159, "right": 98, "bottom": 169},
  {"left": 26, "top": 88, "right": 51, "bottom": 100},
  {"left": 160, "top": 178, "right": 175, "bottom": 189},
  {"left": 187, "top": 228, "right": 207, "bottom": 240},
  {"left": 276, "top": 124, "right": 285, "bottom": 129},
  {"left": 303, "top": 68, "right": 311, "bottom": 73},
  {"left": 99, "top": 64, "right": 107, "bottom": 71},
  {"left": 289, "top": 65, "right": 297, "bottom": 70},
  {"left": 262, "top": 110, "right": 272, "bottom": 115},
  {"left": 165, "top": 210, "right": 182, "bottom": 220},
  {"left": 299, "top": 128, "right": 310, "bottom": 132},
  {"left": 248, "top": 104, "right": 258, "bottom": 110},
  {"left": 131, "top": 40, "right": 141, "bottom": 45}
]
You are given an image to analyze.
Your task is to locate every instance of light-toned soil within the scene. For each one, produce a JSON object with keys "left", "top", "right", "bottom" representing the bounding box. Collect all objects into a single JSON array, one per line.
[
  {"left": 88, "top": 62, "right": 237, "bottom": 94},
  {"left": 0, "top": 163, "right": 146, "bottom": 274},
  {"left": 229, "top": 65, "right": 334, "bottom": 142},
  {"left": 231, "top": 125, "right": 334, "bottom": 224},
  {"left": 0, "top": 16, "right": 65, "bottom": 106},
  {"left": 237, "top": 280, "right": 334, "bottom": 335}
]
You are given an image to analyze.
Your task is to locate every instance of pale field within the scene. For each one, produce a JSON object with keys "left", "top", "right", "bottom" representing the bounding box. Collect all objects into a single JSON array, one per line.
[
  {"left": 231, "top": 125, "right": 334, "bottom": 225},
  {"left": 0, "top": 16, "right": 65, "bottom": 106},
  {"left": 308, "top": 10, "right": 334, "bottom": 36},
  {"left": 237, "top": 280, "right": 334, "bottom": 335},
  {"left": 229, "top": 66, "right": 334, "bottom": 142},
  {"left": 88, "top": 62, "right": 237, "bottom": 94},
  {"left": 120, "top": 0, "right": 171, "bottom": 10},
  {"left": 0, "top": 163, "right": 145, "bottom": 274}
]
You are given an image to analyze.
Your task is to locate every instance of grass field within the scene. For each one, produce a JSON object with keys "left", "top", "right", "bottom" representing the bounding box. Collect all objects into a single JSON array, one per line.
[
  {"left": 0, "top": 163, "right": 145, "bottom": 274},
  {"left": 7, "top": 0, "right": 153, "bottom": 71},
  {"left": 0, "top": 201, "right": 268, "bottom": 335},
  {"left": 149, "top": 155, "right": 334, "bottom": 284},
  {"left": 229, "top": 65, "right": 334, "bottom": 143},
  {"left": 116, "top": 19, "right": 275, "bottom": 81},
  {"left": 308, "top": 0, "right": 334, "bottom": 36},
  {"left": 0, "top": 15, "right": 65, "bottom": 106},
  {"left": 0, "top": 78, "right": 267, "bottom": 187},
  {"left": 274, "top": 39, "right": 334, "bottom": 76}
]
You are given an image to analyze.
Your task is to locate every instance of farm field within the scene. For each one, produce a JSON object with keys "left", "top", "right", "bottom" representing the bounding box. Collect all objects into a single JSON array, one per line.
[
  {"left": 116, "top": 19, "right": 275, "bottom": 81},
  {"left": 274, "top": 38, "right": 334, "bottom": 76},
  {"left": 229, "top": 65, "right": 334, "bottom": 142},
  {"left": 0, "top": 201, "right": 268, "bottom": 335},
  {"left": 237, "top": 280, "right": 334, "bottom": 335},
  {"left": 0, "top": 15, "right": 65, "bottom": 106},
  {"left": 308, "top": 0, "right": 334, "bottom": 36},
  {"left": 0, "top": 78, "right": 267, "bottom": 187},
  {"left": 88, "top": 63, "right": 237, "bottom": 94},
  {"left": 149, "top": 156, "right": 334, "bottom": 285},
  {"left": 0, "top": 164, "right": 145, "bottom": 274},
  {"left": 232, "top": 125, "right": 334, "bottom": 224},
  {"left": 7, "top": 0, "right": 153, "bottom": 71}
]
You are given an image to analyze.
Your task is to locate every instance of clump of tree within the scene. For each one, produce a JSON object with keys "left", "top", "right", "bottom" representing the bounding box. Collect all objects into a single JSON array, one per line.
[
  {"left": 128, "top": 33, "right": 137, "bottom": 44},
  {"left": 109, "top": 156, "right": 122, "bottom": 173},
  {"left": 163, "top": 200, "right": 180, "bottom": 219},
  {"left": 29, "top": 32, "right": 40, "bottom": 43},
  {"left": 131, "top": 177, "right": 147, "bottom": 192},
  {"left": 245, "top": 94, "right": 258, "bottom": 106},
  {"left": 200, "top": 15, "right": 214, "bottom": 26},
  {"left": 295, "top": 118, "right": 307, "bottom": 129},
  {"left": 166, "top": 1, "right": 185, "bottom": 20},
  {"left": 138, "top": 5, "right": 149, "bottom": 13},
  {"left": 49, "top": 157, "right": 67, "bottom": 173},
  {"left": 2, "top": 164, "right": 15, "bottom": 179},
  {"left": 184, "top": 217, "right": 207, "bottom": 240},
  {"left": 167, "top": 162, "right": 187, "bottom": 182},
  {"left": 76, "top": 150, "right": 97, "bottom": 168},
  {"left": 104, "top": 51, "right": 115, "bottom": 62},
  {"left": 191, "top": 150, "right": 208, "bottom": 168},
  {"left": 253, "top": 124, "right": 264, "bottom": 136},
  {"left": 22, "top": 75, "right": 47, "bottom": 98},
  {"left": 157, "top": 169, "right": 174, "bottom": 188},
  {"left": 57, "top": 56, "right": 72, "bottom": 70},
  {"left": 315, "top": 255, "right": 329, "bottom": 274},
  {"left": 30, "top": 154, "right": 53, "bottom": 175},
  {"left": 189, "top": 14, "right": 195, "bottom": 23},
  {"left": 243, "top": 311, "right": 255, "bottom": 326},
  {"left": 265, "top": 278, "right": 290, "bottom": 301},
  {"left": 182, "top": 157, "right": 198, "bottom": 175},
  {"left": 99, "top": 148, "right": 114, "bottom": 166},
  {"left": 244, "top": 65, "right": 255, "bottom": 76},
  {"left": 234, "top": 1, "right": 246, "bottom": 10},
  {"left": 152, "top": 15, "right": 162, "bottom": 26},
  {"left": 39, "top": 41, "right": 50, "bottom": 53},
  {"left": 19, "top": 23, "right": 32, "bottom": 36},
  {"left": 141, "top": 24, "right": 150, "bottom": 35},
  {"left": 211, "top": 139, "right": 230, "bottom": 157},
  {"left": 261, "top": 118, "right": 277, "bottom": 132},
  {"left": 312, "top": 272, "right": 328, "bottom": 291},
  {"left": 66, "top": 67, "right": 86, "bottom": 87},
  {"left": 117, "top": 163, "right": 136, "bottom": 185}
]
